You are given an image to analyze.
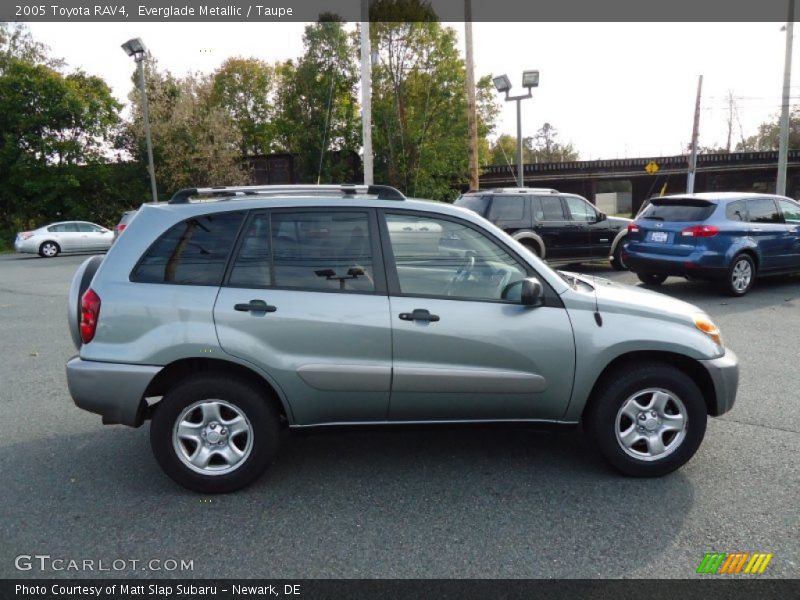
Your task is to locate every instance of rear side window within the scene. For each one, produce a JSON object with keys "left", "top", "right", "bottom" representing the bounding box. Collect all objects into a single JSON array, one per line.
[
  {"left": 454, "top": 195, "right": 490, "bottom": 217},
  {"left": 640, "top": 200, "right": 716, "bottom": 222},
  {"left": 535, "top": 196, "right": 566, "bottom": 221},
  {"left": 229, "top": 211, "right": 375, "bottom": 293},
  {"left": 778, "top": 199, "right": 800, "bottom": 224},
  {"left": 746, "top": 198, "right": 782, "bottom": 224},
  {"left": 131, "top": 212, "right": 245, "bottom": 285},
  {"left": 725, "top": 200, "right": 747, "bottom": 222},
  {"left": 488, "top": 195, "right": 525, "bottom": 221}
]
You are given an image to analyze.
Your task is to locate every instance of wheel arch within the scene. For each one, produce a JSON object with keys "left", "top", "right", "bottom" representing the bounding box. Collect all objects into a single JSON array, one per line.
[
  {"left": 581, "top": 350, "right": 717, "bottom": 420},
  {"left": 143, "top": 357, "right": 292, "bottom": 424},
  {"left": 512, "top": 231, "right": 546, "bottom": 258}
]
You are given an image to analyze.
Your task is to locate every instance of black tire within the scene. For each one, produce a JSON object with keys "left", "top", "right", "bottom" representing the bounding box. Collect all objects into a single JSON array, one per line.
[
  {"left": 637, "top": 272, "right": 667, "bottom": 286},
  {"left": 521, "top": 240, "right": 542, "bottom": 258},
  {"left": 722, "top": 253, "right": 756, "bottom": 297},
  {"left": 610, "top": 243, "right": 628, "bottom": 271},
  {"left": 150, "top": 374, "right": 281, "bottom": 493},
  {"left": 583, "top": 362, "right": 707, "bottom": 477},
  {"left": 38, "top": 241, "right": 60, "bottom": 258}
]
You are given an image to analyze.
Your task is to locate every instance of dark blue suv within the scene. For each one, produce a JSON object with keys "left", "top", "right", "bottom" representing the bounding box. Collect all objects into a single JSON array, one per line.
[{"left": 624, "top": 193, "right": 800, "bottom": 296}]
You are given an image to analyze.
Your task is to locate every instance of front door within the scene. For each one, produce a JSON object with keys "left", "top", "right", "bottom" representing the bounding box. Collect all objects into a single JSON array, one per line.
[
  {"left": 215, "top": 209, "right": 392, "bottom": 425},
  {"left": 561, "top": 195, "right": 596, "bottom": 258},
  {"left": 381, "top": 211, "right": 576, "bottom": 422}
]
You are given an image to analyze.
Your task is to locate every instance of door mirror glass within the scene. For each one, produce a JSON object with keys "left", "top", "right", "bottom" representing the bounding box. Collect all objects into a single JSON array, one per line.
[
  {"left": 501, "top": 277, "right": 544, "bottom": 306},
  {"left": 595, "top": 212, "right": 607, "bottom": 222}
]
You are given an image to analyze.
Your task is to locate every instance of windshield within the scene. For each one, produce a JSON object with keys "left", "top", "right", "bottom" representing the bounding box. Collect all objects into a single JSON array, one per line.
[
  {"left": 639, "top": 199, "right": 716, "bottom": 222},
  {"left": 454, "top": 195, "right": 490, "bottom": 217}
]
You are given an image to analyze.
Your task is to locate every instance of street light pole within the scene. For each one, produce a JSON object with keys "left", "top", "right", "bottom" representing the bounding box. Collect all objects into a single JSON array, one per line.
[
  {"left": 122, "top": 38, "right": 158, "bottom": 203},
  {"left": 777, "top": 0, "right": 795, "bottom": 196},
  {"left": 493, "top": 71, "right": 538, "bottom": 188},
  {"left": 360, "top": 0, "right": 374, "bottom": 186}
]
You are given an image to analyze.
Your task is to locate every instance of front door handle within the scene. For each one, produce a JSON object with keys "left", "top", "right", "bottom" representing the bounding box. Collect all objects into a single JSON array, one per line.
[
  {"left": 399, "top": 309, "right": 440, "bottom": 322},
  {"left": 234, "top": 299, "right": 277, "bottom": 313}
]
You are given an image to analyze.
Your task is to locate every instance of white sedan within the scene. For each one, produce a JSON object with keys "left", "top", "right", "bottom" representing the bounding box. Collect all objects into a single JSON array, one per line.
[{"left": 14, "top": 221, "right": 113, "bottom": 258}]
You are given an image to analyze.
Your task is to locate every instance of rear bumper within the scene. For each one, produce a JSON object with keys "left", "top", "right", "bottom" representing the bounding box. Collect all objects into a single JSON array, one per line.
[
  {"left": 66, "top": 357, "right": 161, "bottom": 426},
  {"left": 626, "top": 254, "right": 728, "bottom": 279},
  {"left": 698, "top": 350, "right": 739, "bottom": 416}
]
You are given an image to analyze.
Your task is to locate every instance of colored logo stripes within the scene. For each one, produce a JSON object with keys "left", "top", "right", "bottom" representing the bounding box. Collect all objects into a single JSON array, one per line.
[{"left": 696, "top": 552, "right": 773, "bottom": 574}]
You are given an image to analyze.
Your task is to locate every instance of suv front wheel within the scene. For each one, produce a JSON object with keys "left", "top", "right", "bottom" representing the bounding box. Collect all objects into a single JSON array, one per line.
[
  {"left": 150, "top": 374, "right": 280, "bottom": 493},
  {"left": 583, "top": 362, "right": 707, "bottom": 477}
]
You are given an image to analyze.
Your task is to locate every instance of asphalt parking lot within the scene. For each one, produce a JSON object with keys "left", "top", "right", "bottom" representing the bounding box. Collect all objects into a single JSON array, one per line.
[{"left": 0, "top": 252, "right": 797, "bottom": 579}]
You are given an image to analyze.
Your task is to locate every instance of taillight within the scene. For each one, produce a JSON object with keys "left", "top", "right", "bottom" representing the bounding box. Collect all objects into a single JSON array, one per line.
[
  {"left": 681, "top": 225, "right": 719, "bottom": 237},
  {"left": 21, "top": 232, "right": 33, "bottom": 240},
  {"left": 80, "top": 288, "right": 101, "bottom": 344},
  {"left": 627, "top": 223, "right": 640, "bottom": 233},
  {"left": 115, "top": 224, "right": 127, "bottom": 233}
]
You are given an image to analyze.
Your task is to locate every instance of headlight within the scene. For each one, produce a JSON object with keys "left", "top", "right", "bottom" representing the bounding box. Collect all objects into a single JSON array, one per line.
[{"left": 693, "top": 314, "right": 722, "bottom": 346}]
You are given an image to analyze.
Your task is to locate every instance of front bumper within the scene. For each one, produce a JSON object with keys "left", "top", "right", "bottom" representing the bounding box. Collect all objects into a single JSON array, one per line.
[
  {"left": 698, "top": 349, "right": 739, "bottom": 416},
  {"left": 66, "top": 357, "right": 161, "bottom": 426}
]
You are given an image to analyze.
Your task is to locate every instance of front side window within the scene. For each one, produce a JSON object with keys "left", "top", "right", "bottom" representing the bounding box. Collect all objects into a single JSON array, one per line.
[
  {"left": 563, "top": 196, "right": 596, "bottom": 222},
  {"left": 131, "top": 211, "right": 244, "bottom": 285},
  {"left": 229, "top": 211, "right": 375, "bottom": 293},
  {"left": 778, "top": 199, "right": 800, "bottom": 224},
  {"left": 385, "top": 213, "right": 527, "bottom": 302},
  {"left": 746, "top": 198, "right": 782, "bottom": 224},
  {"left": 488, "top": 196, "right": 525, "bottom": 222}
]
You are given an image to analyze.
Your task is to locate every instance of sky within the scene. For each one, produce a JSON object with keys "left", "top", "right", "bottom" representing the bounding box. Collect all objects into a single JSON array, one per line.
[{"left": 25, "top": 21, "right": 800, "bottom": 161}]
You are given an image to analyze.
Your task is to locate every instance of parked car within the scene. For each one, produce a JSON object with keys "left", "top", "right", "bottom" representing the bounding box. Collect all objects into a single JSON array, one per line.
[
  {"left": 624, "top": 192, "right": 800, "bottom": 296},
  {"left": 66, "top": 184, "right": 738, "bottom": 493},
  {"left": 113, "top": 210, "right": 138, "bottom": 241},
  {"left": 454, "top": 188, "right": 631, "bottom": 269},
  {"left": 14, "top": 221, "right": 113, "bottom": 258}
]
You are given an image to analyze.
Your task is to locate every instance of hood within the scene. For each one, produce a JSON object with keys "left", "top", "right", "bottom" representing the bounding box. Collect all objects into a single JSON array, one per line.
[
  {"left": 560, "top": 271, "right": 703, "bottom": 325},
  {"left": 606, "top": 215, "right": 632, "bottom": 229}
]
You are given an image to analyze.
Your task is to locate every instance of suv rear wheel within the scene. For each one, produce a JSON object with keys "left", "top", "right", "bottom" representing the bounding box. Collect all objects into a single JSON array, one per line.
[
  {"left": 583, "top": 362, "right": 707, "bottom": 477},
  {"left": 723, "top": 253, "right": 756, "bottom": 296},
  {"left": 520, "top": 240, "right": 542, "bottom": 258},
  {"left": 150, "top": 374, "right": 280, "bottom": 493}
]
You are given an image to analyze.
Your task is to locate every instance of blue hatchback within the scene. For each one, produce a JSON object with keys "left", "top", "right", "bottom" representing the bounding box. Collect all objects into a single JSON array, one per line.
[{"left": 624, "top": 193, "right": 800, "bottom": 295}]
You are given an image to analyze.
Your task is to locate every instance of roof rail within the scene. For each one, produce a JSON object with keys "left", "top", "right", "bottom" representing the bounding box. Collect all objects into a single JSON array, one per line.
[
  {"left": 168, "top": 184, "right": 406, "bottom": 204},
  {"left": 484, "top": 187, "right": 560, "bottom": 194}
]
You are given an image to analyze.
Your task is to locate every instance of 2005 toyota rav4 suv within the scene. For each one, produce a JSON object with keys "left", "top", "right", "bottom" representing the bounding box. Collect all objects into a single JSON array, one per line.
[{"left": 66, "top": 184, "right": 739, "bottom": 493}]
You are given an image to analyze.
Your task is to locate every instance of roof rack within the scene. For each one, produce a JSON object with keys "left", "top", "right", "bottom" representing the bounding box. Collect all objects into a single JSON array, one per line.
[
  {"left": 484, "top": 187, "right": 560, "bottom": 194},
  {"left": 168, "top": 184, "right": 406, "bottom": 204}
]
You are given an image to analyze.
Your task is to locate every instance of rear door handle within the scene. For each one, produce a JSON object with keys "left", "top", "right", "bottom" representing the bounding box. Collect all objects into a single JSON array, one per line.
[
  {"left": 399, "top": 309, "right": 440, "bottom": 322},
  {"left": 234, "top": 299, "right": 277, "bottom": 313}
]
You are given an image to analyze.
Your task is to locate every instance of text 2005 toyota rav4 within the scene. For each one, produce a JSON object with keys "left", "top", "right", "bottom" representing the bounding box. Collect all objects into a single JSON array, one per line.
[{"left": 66, "top": 185, "right": 738, "bottom": 493}]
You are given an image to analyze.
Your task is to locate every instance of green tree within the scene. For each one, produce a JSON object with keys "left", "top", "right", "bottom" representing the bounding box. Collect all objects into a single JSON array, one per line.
[
  {"left": 369, "top": 0, "right": 499, "bottom": 200},
  {"left": 0, "top": 58, "right": 121, "bottom": 229},
  {"left": 737, "top": 106, "right": 800, "bottom": 151},
  {"left": 124, "top": 58, "right": 247, "bottom": 194},
  {"left": 530, "top": 122, "right": 578, "bottom": 162},
  {"left": 211, "top": 57, "right": 278, "bottom": 156},
  {"left": 274, "top": 15, "right": 361, "bottom": 183},
  {"left": 0, "top": 22, "right": 63, "bottom": 71}
]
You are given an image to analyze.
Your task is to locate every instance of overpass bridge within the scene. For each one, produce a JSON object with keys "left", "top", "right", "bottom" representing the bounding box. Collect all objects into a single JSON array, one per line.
[{"left": 479, "top": 150, "right": 800, "bottom": 215}]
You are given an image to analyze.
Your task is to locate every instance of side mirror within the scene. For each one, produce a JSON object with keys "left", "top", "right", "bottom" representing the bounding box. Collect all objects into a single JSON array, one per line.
[
  {"left": 595, "top": 212, "right": 607, "bottom": 223},
  {"left": 521, "top": 277, "right": 544, "bottom": 307}
]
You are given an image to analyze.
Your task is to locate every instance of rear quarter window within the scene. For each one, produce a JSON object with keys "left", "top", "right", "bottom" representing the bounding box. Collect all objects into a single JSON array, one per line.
[
  {"left": 131, "top": 211, "right": 245, "bottom": 285},
  {"left": 640, "top": 200, "right": 716, "bottom": 222},
  {"left": 725, "top": 200, "right": 748, "bottom": 222}
]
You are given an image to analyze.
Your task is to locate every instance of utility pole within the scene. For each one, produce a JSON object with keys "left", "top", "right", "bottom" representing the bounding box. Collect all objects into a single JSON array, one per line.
[
  {"left": 777, "top": 0, "right": 794, "bottom": 196},
  {"left": 464, "top": 0, "right": 479, "bottom": 190},
  {"left": 360, "top": 0, "right": 374, "bottom": 186},
  {"left": 687, "top": 74, "right": 703, "bottom": 194}
]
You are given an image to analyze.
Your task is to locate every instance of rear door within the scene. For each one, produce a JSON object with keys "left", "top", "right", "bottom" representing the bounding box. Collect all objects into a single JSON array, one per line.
[
  {"left": 214, "top": 208, "right": 392, "bottom": 425},
  {"left": 745, "top": 198, "right": 788, "bottom": 271},
  {"left": 532, "top": 195, "right": 572, "bottom": 259}
]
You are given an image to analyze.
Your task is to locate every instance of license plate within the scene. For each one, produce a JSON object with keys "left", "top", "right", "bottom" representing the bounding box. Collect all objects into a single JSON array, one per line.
[{"left": 650, "top": 231, "right": 669, "bottom": 243}]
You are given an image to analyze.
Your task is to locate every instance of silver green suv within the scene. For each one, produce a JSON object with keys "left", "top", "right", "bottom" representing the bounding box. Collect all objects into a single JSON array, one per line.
[{"left": 66, "top": 184, "right": 738, "bottom": 493}]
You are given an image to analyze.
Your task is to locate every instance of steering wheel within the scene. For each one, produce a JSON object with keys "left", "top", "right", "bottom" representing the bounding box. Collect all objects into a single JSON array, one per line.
[{"left": 444, "top": 252, "right": 476, "bottom": 296}]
